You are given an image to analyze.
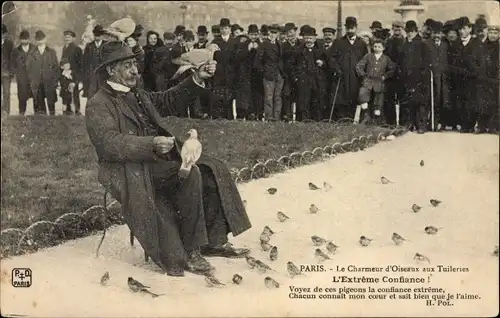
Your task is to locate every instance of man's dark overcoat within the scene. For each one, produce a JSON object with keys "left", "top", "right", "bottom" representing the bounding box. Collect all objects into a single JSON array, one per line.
[
  {"left": 83, "top": 40, "right": 106, "bottom": 98},
  {"left": 26, "top": 46, "right": 59, "bottom": 103},
  {"left": 332, "top": 36, "right": 368, "bottom": 109},
  {"left": 11, "top": 44, "right": 35, "bottom": 102},
  {"left": 85, "top": 77, "right": 252, "bottom": 271},
  {"left": 234, "top": 37, "right": 262, "bottom": 113},
  {"left": 62, "top": 42, "right": 83, "bottom": 82}
]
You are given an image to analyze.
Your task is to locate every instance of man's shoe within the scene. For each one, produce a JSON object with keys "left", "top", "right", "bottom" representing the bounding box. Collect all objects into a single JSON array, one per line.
[
  {"left": 201, "top": 242, "right": 250, "bottom": 259},
  {"left": 185, "top": 248, "right": 214, "bottom": 275}
]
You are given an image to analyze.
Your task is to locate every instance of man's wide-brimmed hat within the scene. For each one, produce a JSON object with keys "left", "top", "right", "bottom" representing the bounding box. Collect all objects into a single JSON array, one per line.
[
  {"left": 231, "top": 24, "right": 243, "bottom": 33},
  {"left": 456, "top": 16, "right": 473, "bottom": 29},
  {"left": 429, "top": 20, "right": 444, "bottom": 33},
  {"left": 94, "top": 41, "right": 141, "bottom": 73},
  {"left": 35, "top": 30, "right": 46, "bottom": 40},
  {"left": 174, "top": 25, "right": 186, "bottom": 35}
]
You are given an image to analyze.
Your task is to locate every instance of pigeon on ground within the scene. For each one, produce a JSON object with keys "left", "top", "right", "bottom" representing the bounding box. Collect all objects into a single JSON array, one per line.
[
  {"left": 420, "top": 160, "right": 424, "bottom": 167},
  {"left": 326, "top": 241, "right": 339, "bottom": 254},
  {"left": 262, "top": 225, "right": 274, "bottom": 236},
  {"left": 277, "top": 211, "right": 290, "bottom": 222},
  {"left": 264, "top": 276, "right": 280, "bottom": 288},
  {"left": 179, "top": 129, "right": 202, "bottom": 178},
  {"left": 104, "top": 17, "right": 136, "bottom": 42},
  {"left": 205, "top": 274, "right": 226, "bottom": 287},
  {"left": 245, "top": 255, "right": 257, "bottom": 268},
  {"left": 381, "top": 176, "right": 393, "bottom": 184},
  {"left": 255, "top": 260, "right": 274, "bottom": 273},
  {"left": 171, "top": 43, "right": 220, "bottom": 80},
  {"left": 424, "top": 226, "right": 442, "bottom": 235},
  {"left": 269, "top": 246, "right": 278, "bottom": 261},
  {"left": 100, "top": 272, "right": 110, "bottom": 286},
  {"left": 311, "top": 235, "right": 327, "bottom": 246},
  {"left": 287, "top": 261, "right": 305, "bottom": 278},
  {"left": 414, "top": 253, "right": 431, "bottom": 263},
  {"left": 359, "top": 236, "right": 372, "bottom": 247},
  {"left": 392, "top": 232, "right": 406, "bottom": 245},
  {"left": 309, "top": 204, "right": 319, "bottom": 214},
  {"left": 315, "top": 248, "right": 330, "bottom": 261},
  {"left": 260, "top": 241, "right": 272, "bottom": 251},
  {"left": 430, "top": 199, "right": 442, "bottom": 207},
  {"left": 323, "top": 182, "right": 332, "bottom": 191},
  {"left": 127, "top": 277, "right": 150, "bottom": 291},
  {"left": 309, "top": 182, "right": 320, "bottom": 190},
  {"left": 232, "top": 274, "right": 243, "bottom": 284},
  {"left": 267, "top": 187, "right": 278, "bottom": 195},
  {"left": 412, "top": 204, "right": 422, "bottom": 213},
  {"left": 260, "top": 232, "right": 271, "bottom": 243}
]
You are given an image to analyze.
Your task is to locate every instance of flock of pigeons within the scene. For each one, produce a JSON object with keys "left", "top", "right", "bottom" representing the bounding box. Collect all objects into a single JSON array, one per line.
[{"left": 97, "top": 158, "right": 499, "bottom": 297}]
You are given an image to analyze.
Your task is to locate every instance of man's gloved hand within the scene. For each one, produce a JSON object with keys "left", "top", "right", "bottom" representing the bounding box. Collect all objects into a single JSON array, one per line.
[
  {"left": 153, "top": 136, "right": 176, "bottom": 155},
  {"left": 196, "top": 60, "right": 217, "bottom": 79}
]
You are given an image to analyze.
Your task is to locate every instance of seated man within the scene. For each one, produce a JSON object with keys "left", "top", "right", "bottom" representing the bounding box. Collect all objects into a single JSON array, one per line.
[{"left": 85, "top": 41, "right": 252, "bottom": 277}]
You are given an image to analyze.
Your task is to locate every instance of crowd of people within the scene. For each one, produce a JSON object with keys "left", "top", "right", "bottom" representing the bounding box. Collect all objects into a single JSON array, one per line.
[{"left": 1, "top": 14, "right": 499, "bottom": 134}]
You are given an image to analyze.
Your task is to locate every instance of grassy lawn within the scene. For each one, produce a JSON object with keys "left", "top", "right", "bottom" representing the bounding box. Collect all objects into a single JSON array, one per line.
[{"left": 1, "top": 115, "right": 389, "bottom": 231}]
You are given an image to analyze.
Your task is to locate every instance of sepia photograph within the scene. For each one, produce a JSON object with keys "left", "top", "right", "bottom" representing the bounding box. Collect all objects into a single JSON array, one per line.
[{"left": 1, "top": 0, "right": 499, "bottom": 316}]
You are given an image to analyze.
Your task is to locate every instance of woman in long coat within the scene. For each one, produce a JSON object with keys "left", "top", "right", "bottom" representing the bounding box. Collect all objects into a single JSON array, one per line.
[{"left": 142, "top": 30, "right": 164, "bottom": 91}]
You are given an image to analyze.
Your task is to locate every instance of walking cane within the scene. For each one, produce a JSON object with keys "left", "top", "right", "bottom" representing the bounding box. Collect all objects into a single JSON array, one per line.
[
  {"left": 232, "top": 99, "right": 237, "bottom": 120},
  {"left": 328, "top": 78, "right": 342, "bottom": 123},
  {"left": 395, "top": 93, "right": 400, "bottom": 126},
  {"left": 187, "top": 106, "right": 191, "bottom": 119},
  {"left": 292, "top": 102, "right": 296, "bottom": 122},
  {"left": 430, "top": 69, "right": 435, "bottom": 131}
]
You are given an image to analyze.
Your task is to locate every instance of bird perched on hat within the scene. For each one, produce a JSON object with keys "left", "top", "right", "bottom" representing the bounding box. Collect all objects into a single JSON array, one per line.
[{"left": 103, "top": 17, "right": 136, "bottom": 42}]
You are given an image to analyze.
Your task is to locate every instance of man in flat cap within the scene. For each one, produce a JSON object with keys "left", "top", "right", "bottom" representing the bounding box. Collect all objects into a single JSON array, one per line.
[
  {"left": 234, "top": 24, "right": 263, "bottom": 120},
  {"left": 211, "top": 18, "right": 237, "bottom": 119},
  {"left": 83, "top": 25, "right": 106, "bottom": 99},
  {"left": 255, "top": 23, "right": 285, "bottom": 121},
  {"left": 61, "top": 30, "right": 83, "bottom": 115},
  {"left": 427, "top": 20, "right": 450, "bottom": 131},
  {"left": 454, "top": 16, "right": 484, "bottom": 133},
  {"left": 1, "top": 24, "right": 14, "bottom": 115},
  {"left": 331, "top": 16, "right": 368, "bottom": 121},
  {"left": 397, "top": 20, "right": 432, "bottom": 133},
  {"left": 26, "top": 30, "right": 59, "bottom": 115},
  {"left": 11, "top": 30, "right": 35, "bottom": 115},
  {"left": 86, "top": 41, "right": 251, "bottom": 277},
  {"left": 281, "top": 22, "right": 301, "bottom": 122},
  {"left": 383, "top": 20, "right": 406, "bottom": 125}
]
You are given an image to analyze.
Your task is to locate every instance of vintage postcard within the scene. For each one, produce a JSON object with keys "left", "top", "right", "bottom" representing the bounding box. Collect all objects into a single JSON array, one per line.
[{"left": 1, "top": 0, "right": 499, "bottom": 317}]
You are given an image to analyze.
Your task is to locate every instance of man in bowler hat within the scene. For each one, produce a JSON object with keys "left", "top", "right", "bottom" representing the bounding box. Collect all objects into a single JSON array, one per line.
[
  {"left": 11, "top": 30, "right": 35, "bottom": 115},
  {"left": 195, "top": 25, "right": 209, "bottom": 49},
  {"left": 62, "top": 30, "right": 83, "bottom": 115},
  {"left": 281, "top": 22, "right": 301, "bottom": 121},
  {"left": 83, "top": 25, "right": 106, "bottom": 98},
  {"left": 85, "top": 41, "right": 251, "bottom": 277},
  {"left": 26, "top": 30, "right": 59, "bottom": 115},
  {"left": 397, "top": 20, "right": 432, "bottom": 133},
  {"left": 331, "top": 16, "right": 368, "bottom": 120}
]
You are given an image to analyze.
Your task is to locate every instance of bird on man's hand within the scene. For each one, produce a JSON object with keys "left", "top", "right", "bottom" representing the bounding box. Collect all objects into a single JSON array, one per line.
[
  {"left": 171, "top": 43, "right": 221, "bottom": 80},
  {"left": 179, "top": 129, "right": 202, "bottom": 179}
]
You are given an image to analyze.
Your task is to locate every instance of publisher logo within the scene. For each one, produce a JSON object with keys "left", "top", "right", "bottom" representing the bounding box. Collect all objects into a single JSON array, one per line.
[{"left": 12, "top": 268, "right": 32, "bottom": 288}]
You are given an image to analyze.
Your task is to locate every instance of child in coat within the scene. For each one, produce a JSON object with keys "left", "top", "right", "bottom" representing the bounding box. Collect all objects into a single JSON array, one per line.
[
  {"left": 354, "top": 39, "right": 396, "bottom": 124},
  {"left": 59, "top": 59, "right": 75, "bottom": 115}
]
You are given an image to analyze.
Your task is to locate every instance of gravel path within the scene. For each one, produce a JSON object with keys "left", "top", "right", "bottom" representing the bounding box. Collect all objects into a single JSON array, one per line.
[{"left": 1, "top": 132, "right": 498, "bottom": 317}]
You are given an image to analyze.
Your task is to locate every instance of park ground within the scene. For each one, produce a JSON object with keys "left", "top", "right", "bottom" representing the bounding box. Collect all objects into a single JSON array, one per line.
[{"left": 1, "top": 130, "right": 498, "bottom": 317}]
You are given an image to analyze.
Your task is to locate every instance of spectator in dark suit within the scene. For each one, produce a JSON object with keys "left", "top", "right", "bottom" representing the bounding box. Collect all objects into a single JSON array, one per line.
[
  {"left": 211, "top": 25, "right": 221, "bottom": 40},
  {"left": 195, "top": 26, "right": 209, "bottom": 49},
  {"left": 142, "top": 30, "right": 164, "bottom": 92},
  {"left": 26, "top": 30, "right": 59, "bottom": 115},
  {"left": 397, "top": 20, "right": 432, "bottom": 133},
  {"left": 1, "top": 24, "right": 14, "bottom": 115},
  {"left": 11, "top": 30, "right": 34, "bottom": 115},
  {"left": 454, "top": 17, "right": 484, "bottom": 133},
  {"left": 482, "top": 25, "right": 499, "bottom": 133},
  {"left": 281, "top": 22, "right": 301, "bottom": 121},
  {"left": 61, "top": 30, "right": 83, "bottom": 115},
  {"left": 255, "top": 24, "right": 285, "bottom": 121},
  {"left": 83, "top": 25, "right": 106, "bottom": 99},
  {"left": 153, "top": 32, "right": 176, "bottom": 91},
  {"left": 211, "top": 18, "right": 237, "bottom": 119}
]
